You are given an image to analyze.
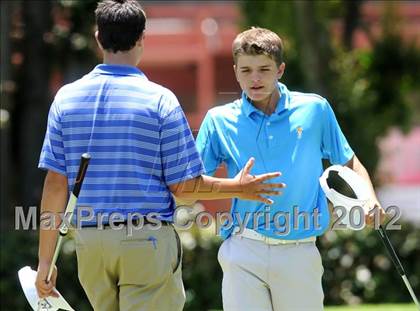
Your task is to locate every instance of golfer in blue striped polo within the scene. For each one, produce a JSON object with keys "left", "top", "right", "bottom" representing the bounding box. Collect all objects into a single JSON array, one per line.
[
  {"left": 196, "top": 27, "right": 384, "bottom": 311},
  {"left": 34, "top": 2, "right": 285, "bottom": 310}
]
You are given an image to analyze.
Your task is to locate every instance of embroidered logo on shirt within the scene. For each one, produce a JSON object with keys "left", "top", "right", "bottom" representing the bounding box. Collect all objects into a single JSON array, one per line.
[{"left": 297, "top": 126, "right": 303, "bottom": 139}]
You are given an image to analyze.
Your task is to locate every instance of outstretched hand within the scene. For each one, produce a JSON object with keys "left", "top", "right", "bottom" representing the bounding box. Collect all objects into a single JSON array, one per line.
[{"left": 234, "top": 157, "right": 286, "bottom": 204}]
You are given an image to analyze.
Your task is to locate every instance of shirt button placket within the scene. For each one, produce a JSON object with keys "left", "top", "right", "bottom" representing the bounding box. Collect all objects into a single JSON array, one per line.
[
  {"left": 267, "top": 120, "right": 274, "bottom": 147},
  {"left": 268, "top": 135, "right": 274, "bottom": 147}
]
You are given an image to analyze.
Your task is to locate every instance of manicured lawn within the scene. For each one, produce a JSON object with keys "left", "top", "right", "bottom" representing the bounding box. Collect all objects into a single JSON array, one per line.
[
  {"left": 211, "top": 303, "right": 416, "bottom": 311},
  {"left": 325, "top": 303, "right": 417, "bottom": 311}
]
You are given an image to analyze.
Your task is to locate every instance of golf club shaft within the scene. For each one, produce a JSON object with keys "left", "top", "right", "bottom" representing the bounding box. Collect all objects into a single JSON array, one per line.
[
  {"left": 46, "top": 153, "right": 90, "bottom": 282},
  {"left": 378, "top": 225, "right": 420, "bottom": 310},
  {"left": 378, "top": 225, "right": 405, "bottom": 275},
  {"left": 46, "top": 235, "right": 64, "bottom": 282},
  {"left": 402, "top": 275, "right": 420, "bottom": 310}
]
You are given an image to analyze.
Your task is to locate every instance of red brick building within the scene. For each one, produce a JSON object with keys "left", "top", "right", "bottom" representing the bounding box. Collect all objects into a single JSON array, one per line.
[
  {"left": 140, "top": 2, "right": 243, "bottom": 213},
  {"left": 141, "top": 2, "right": 242, "bottom": 131}
]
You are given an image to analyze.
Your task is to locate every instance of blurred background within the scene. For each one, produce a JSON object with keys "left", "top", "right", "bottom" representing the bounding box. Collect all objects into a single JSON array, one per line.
[{"left": 0, "top": 0, "right": 419, "bottom": 310}]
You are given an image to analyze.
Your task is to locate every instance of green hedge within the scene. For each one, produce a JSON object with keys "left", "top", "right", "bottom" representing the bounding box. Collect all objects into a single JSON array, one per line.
[{"left": 1, "top": 222, "right": 418, "bottom": 310}]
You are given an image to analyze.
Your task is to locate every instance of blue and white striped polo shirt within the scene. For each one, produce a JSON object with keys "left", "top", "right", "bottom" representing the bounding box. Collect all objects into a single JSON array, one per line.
[{"left": 39, "top": 64, "right": 204, "bottom": 224}]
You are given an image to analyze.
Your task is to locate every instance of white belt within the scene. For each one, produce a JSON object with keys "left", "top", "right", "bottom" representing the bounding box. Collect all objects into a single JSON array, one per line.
[{"left": 233, "top": 228, "right": 316, "bottom": 245}]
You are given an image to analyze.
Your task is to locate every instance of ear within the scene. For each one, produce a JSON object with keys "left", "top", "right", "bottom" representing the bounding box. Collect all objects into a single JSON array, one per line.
[
  {"left": 94, "top": 31, "right": 103, "bottom": 50},
  {"left": 277, "top": 62, "right": 286, "bottom": 80},
  {"left": 137, "top": 32, "right": 145, "bottom": 47},
  {"left": 233, "top": 64, "right": 239, "bottom": 81}
]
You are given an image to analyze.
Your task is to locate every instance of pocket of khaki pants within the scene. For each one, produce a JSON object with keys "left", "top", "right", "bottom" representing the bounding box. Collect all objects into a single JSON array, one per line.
[
  {"left": 119, "top": 235, "right": 170, "bottom": 285},
  {"left": 313, "top": 244, "right": 324, "bottom": 275},
  {"left": 173, "top": 229, "right": 182, "bottom": 273},
  {"left": 120, "top": 239, "right": 154, "bottom": 247},
  {"left": 217, "top": 238, "right": 229, "bottom": 267},
  {"left": 72, "top": 230, "right": 85, "bottom": 250}
]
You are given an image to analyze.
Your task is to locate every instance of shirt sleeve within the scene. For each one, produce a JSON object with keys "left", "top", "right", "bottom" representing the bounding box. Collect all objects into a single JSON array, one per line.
[
  {"left": 195, "top": 111, "right": 224, "bottom": 176},
  {"left": 160, "top": 94, "right": 205, "bottom": 185},
  {"left": 38, "top": 96, "right": 66, "bottom": 175},
  {"left": 321, "top": 100, "right": 354, "bottom": 165}
]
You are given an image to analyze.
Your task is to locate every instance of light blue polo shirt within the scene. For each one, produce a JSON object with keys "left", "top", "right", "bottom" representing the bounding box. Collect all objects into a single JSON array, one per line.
[
  {"left": 195, "top": 82, "right": 354, "bottom": 240},
  {"left": 39, "top": 64, "right": 204, "bottom": 225}
]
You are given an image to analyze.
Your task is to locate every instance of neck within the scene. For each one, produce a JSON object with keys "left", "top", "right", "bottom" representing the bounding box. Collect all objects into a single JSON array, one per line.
[
  {"left": 251, "top": 88, "right": 280, "bottom": 116},
  {"left": 102, "top": 50, "right": 140, "bottom": 67}
]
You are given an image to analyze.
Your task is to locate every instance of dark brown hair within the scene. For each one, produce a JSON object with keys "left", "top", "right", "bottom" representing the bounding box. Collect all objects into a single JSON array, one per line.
[
  {"left": 95, "top": 0, "right": 146, "bottom": 53},
  {"left": 232, "top": 27, "right": 284, "bottom": 66}
]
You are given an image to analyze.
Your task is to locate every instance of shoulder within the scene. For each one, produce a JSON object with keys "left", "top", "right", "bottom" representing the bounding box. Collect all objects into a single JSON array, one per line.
[
  {"left": 59, "top": 72, "right": 174, "bottom": 99},
  {"left": 138, "top": 79, "right": 174, "bottom": 98},
  {"left": 119, "top": 76, "right": 176, "bottom": 104},
  {"left": 288, "top": 90, "right": 331, "bottom": 113},
  {"left": 51, "top": 81, "right": 82, "bottom": 113},
  {"left": 54, "top": 79, "right": 83, "bottom": 99},
  {"left": 289, "top": 91, "right": 328, "bottom": 107},
  {"left": 207, "top": 100, "right": 241, "bottom": 122},
  {"left": 152, "top": 84, "right": 183, "bottom": 117}
]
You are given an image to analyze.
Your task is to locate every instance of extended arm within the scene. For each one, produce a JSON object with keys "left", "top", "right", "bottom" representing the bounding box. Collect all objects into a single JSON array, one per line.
[
  {"left": 170, "top": 158, "right": 285, "bottom": 205},
  {"left": 35, "top": 170, "right": 68, "bottom": 298},
  {"left": 345, "top": 155, "right": 385, "bottom": 225}
]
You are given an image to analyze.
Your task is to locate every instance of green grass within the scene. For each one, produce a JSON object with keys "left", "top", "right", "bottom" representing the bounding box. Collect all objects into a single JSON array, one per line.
[
  {"left": 211, "top": 304, "right": 417, "bottom": 311},
  {"left": 325, "top": 303, "right": 417, "bottom": 311}
]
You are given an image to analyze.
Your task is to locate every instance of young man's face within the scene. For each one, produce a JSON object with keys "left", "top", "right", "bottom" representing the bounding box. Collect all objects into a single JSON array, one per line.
[{"left": 234, "top": 54, "right": 285, "bottom": 105}]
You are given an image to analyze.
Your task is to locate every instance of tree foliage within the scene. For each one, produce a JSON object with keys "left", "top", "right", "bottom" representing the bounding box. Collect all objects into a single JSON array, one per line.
[
  {"left": 1, "top": 1, "right": 419, "bottom": 310},
  {"left": 241, "top": 0, "right": 419, "bottom": 175}
]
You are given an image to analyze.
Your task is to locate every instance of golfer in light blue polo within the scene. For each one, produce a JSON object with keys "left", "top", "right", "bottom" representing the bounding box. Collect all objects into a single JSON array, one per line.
[{"left": 195, "top": 27, "right": 384, "bottom": 311}]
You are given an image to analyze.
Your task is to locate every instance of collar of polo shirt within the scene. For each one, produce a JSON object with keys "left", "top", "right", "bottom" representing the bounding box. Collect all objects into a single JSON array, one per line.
[
  {"left": 242, "top": 82, "right": 290, "bottom": 117},
  {"left": 93, "top": 64, "right": 148, "bottom": 79}
]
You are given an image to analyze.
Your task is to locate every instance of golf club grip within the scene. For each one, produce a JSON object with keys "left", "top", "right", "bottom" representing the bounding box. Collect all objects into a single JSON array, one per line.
[
  {"left": 378, "top": 225, "right": 405, "bottom": 276},
  {"left": 72, "top": 153, "right": 90, "bottom": 197}
]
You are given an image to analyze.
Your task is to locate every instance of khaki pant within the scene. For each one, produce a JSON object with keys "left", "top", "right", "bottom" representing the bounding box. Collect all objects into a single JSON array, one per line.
[
  {"left": 218, "top": 236, "right": 324, "bottom": 311},
  {"left": 73, "top": 225, "right": 184, "bottom": 311}
]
